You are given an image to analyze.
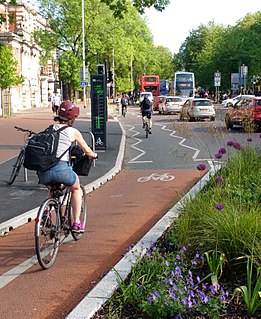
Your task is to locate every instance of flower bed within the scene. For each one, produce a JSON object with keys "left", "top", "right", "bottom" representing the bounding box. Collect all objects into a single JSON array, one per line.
[{"left": 93, "top": 139, "right": 261, "bottom": 319}]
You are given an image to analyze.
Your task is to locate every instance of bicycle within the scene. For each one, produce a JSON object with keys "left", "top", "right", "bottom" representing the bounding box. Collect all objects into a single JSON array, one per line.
[
  {"left": 8, "top": 126, "right": 36, "bottom": 185},
  {"left": 143, "top": 113, "right": 150, "bottom": 138},
  {"left": 35, "top": 181, "right": 87, "bottom": 269},
  {"left": 122, "top": 105, "right": 127, "bottom": 118}
]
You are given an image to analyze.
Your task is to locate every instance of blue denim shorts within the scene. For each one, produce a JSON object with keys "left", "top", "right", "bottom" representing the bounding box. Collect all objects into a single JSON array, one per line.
[{"left": 38, "top": 161, "right": 77, "bottom": 186}]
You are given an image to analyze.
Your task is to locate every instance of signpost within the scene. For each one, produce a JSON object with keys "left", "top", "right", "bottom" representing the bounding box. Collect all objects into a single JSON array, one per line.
[
  {"left": 214, "top": 71, "right": 221, "bottom": 103},
  {"left": 80, "top": 81, "right": 88, "bottom": 87},
  {"left": 91, "top": 74, "right": 107, "bottom": 150}
]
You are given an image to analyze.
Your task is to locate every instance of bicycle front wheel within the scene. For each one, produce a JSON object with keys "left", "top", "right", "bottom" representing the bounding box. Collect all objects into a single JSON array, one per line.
[
  {"left": 35, "top": 198, "right": 61, "bottom": 269},
  {"left": 8, "top": 149, "right": 25, "bottom": 185},
  {"left": 70, "top": 184, "right": 87, "bottom": 240}
]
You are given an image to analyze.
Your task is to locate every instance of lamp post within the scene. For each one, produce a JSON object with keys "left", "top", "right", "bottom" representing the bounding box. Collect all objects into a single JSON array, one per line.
[{"left": 81, "top": 0, "right": 87, "bottom": 108}]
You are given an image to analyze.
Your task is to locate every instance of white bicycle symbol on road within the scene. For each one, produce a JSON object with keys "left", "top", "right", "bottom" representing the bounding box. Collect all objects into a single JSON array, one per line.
[{"left": 137, "top": 173, "right": 175, "bottom": 182}]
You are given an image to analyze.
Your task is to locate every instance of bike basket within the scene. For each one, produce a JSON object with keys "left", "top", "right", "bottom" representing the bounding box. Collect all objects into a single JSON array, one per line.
[{"left": 72, "top": 155, "right": 92, "bottom": 176}]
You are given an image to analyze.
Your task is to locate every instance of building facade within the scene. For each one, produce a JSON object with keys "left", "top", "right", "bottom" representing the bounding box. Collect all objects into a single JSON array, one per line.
[{"left": 0, "top": 0, "right": 57, "bottom": 115}]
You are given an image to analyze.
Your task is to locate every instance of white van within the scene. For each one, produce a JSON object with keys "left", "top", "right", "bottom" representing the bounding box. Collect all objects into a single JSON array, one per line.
[{"left": 139, "top": 92, "right": 153, "bottom": 104}]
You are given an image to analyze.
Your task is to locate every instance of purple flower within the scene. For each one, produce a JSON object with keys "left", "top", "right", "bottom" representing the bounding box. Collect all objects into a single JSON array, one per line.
[
  {"left": 165, "top": 260, "right": 170, "bottom": 267},
  {"left": 233, "top": 142, "right": 241, "bottom": 150},
  {"left": 219, "top": 147, "right": 227, "bottom": 154},
  {"left": 197, "top": 163, "right": 206, "bottom": 171},
  {"left": 215, "top": 152, "right": 222, "bottom": 159},
  {"left": 215, "top": 176, "right": 224, "bottom": 184},
  {"left": 227, "top": 140, "right": 234, "bottom": 147},
  {"left": 180, "top": 246, "right": 187, "bottom": 253},
  {"left": 247, "top": 137, "right": 252, "bottom": 142},
  {"left": 215, "top": 203, "right": 225, "bottom": 210}
]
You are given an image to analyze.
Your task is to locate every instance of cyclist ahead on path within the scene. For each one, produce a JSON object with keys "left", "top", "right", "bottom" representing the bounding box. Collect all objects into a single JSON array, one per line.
[
  {"left": 37, "top": 100, "right": 97, "bottom": 232},
  {"left": 140, "top": 96, "right": 152, "bottom": 134},
  {"left": 121, "top": 93, "right": 129, "bottom": 116}
]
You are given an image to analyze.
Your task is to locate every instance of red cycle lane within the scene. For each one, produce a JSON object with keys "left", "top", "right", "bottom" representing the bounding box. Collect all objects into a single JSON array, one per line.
[{"left": 0, "top": 169, "right": 201, "bottom": 319}]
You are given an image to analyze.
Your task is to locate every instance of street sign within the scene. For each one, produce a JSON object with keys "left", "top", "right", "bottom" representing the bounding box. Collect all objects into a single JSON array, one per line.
[
  {"left": 214, "top": 72, "right": 221, "bottom": 87},
  {"left": 91, "top": 74, "right": 107, "bottom": 150},
  {"left": 80, "top": 81, "right": 88, "bottom": 87}
]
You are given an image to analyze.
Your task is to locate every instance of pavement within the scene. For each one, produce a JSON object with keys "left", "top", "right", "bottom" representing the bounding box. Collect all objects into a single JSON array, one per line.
[
  {"left": 0, "top": 102, "right": 215, "bottom": 318},
  {"left": 0, "top": 102, "right": 124, "bottom": 229}
]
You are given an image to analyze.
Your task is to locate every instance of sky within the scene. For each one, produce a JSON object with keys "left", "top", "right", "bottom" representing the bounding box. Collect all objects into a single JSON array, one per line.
[{"left": 144, "top": 0, "right": 261, "bottom": 54}]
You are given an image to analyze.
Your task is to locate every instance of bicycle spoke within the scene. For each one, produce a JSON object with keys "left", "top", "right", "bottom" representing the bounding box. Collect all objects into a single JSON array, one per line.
[{"left": 35, "top": 199, "right": 60, "bottom": 269}]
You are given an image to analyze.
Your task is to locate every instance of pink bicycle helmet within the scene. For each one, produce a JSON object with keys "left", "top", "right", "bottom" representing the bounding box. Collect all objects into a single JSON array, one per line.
[{"left": 58, "top": 100, "right": 79, "bottom": 120}]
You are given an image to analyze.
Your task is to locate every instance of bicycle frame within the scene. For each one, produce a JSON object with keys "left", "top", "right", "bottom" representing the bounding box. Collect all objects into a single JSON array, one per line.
[
  {"left": 8, "top": 126, "right": 36, "bottom": 185},
  {"left": 35, "top": 183, "right": 87, "bottom": 269}
]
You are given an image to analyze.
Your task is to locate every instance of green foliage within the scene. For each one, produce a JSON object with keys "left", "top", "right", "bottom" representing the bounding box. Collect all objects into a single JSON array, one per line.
[
  {"left": 232, "top": 256, "right": 261, "bottom": 315},
  {"left": 100, "top": 0, "right": 170, "bottom": 17},
  {"left": 114, "top": 244, "right": 228, "bottom": 318},
  {"left": 175, "top": 143, "right": 261, "bottom": 268},
  {"left": 35, "top": 0, "right": 174, "bottom": 96},
  {"left": 0, "top": 44, "right": 24, "bottom": 89},
  {"left": 175, "top": 11, "right": 261, "bottom": 92},
  {"left": 204, "top": 250, "right": 225, "bottom": 287},
  {"left": 95, "top": 143, "right": 261, "bottom": 318}
]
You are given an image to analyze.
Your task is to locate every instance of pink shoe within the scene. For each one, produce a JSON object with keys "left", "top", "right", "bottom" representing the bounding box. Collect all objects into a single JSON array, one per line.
[{"left": 71, "top": 222, "right": 85, "bottom": 233}]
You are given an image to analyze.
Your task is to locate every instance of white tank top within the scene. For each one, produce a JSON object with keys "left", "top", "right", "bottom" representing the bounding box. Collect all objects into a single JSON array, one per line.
[{"left": 53, "top": 124, "right": 74, "bottom": 161}]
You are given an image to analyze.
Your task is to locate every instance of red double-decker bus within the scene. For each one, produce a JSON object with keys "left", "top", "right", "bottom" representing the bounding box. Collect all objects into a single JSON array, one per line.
[{"left": 139, "top": 75, "right": 160, "bottom": 96}]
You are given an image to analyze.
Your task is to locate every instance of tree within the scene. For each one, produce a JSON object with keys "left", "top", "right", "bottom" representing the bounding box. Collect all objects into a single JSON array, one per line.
[
  {"left": 100, "top": 0, "right": 170, "bottom": 17},
  {"left": 0, "top": 44, "right": 24, "bottom": 89},
  {"left": 35, "top": 0, "right": 173, "bottom": 97},
  {"left": 173, "top": 12, "right": 261, "bottom": 93}
]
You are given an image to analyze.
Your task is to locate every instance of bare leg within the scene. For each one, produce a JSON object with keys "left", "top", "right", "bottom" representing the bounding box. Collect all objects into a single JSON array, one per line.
[
  {"left": 148, "top": 117, "right": 152, "bottom": 129},
  {"left": 68, "top": 176, "right": 82, "bottom": 223}
]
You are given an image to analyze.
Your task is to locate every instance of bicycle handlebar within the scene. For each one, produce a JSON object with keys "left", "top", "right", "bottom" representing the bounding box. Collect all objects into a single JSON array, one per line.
[{"left": 14, "top": 126, "right": 36, "bottom": 135}]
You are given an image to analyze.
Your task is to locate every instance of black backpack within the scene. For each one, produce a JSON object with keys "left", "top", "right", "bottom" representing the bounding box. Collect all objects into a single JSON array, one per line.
[
  {"left": 23, "top": 125, "right": 70, "bottom": 171},
  {"left": 141, "top": 98, "right": 151, "bottom": 110}
]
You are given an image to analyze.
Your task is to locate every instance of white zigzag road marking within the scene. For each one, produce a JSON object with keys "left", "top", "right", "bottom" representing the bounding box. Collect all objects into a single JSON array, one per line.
[
  {"left": 127, "top": 125, "right": 153, "bottom": 164},
  {"left": 155, "top": 124, "right": 222, "bottom": 169}
]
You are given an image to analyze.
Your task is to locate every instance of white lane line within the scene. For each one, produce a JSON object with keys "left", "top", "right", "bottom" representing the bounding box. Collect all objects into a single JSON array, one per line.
[
  {"left": 127, "top": 125, "right": 153, "bottom": 164},
  {"left": 155, "top": 123, "right": 223, "bottom": 168},
  {"left": 0, "top": 236, "right": 74, "bottom": 289},
  {"left": 0, "top": 256, "right": 38, "bottom": 289}
]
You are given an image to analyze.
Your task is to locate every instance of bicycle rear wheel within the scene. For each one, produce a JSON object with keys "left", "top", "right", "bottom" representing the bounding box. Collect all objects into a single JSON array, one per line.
[
  {"left": 35, "top": 198, "right": 61, "bottom": 269},
  {"left": 70, "top": 184, "right": 87, "bottom": 240},
  {"left": 8, "top": 149, "right": 25, "bottom": 185}
]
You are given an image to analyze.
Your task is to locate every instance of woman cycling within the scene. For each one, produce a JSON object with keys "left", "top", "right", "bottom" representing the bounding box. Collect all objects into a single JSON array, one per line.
[{"left": 37, "top": 100, "right": 97, "bottom": 232}]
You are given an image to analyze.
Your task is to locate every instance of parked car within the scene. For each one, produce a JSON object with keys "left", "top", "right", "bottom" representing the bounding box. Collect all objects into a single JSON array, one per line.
[
  {"left": 153, "top": 95, "right": 165, "bottom": 111},
  {"left": 158, "top": 96, "right": 184, "bottom": 114},
  {"left": 139, "top": 92, "right": 153, "bottom": 104},
  {"left": 180, "top": 98, "right": 215, "bottom": 121},
  {"left": 225, "top": 96, "right": 261, "bottom": 130},
  {"left": 221, "top": 94, "right": 255, "bottom": 107}
]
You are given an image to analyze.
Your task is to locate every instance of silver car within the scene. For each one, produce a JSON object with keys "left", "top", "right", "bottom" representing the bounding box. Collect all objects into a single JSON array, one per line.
[
  {"left": 158, "top": 96, "right": 184, "bottom": 114},
  {"left": 180, "top": 98, "right": 215, "bottom": 121},
  {"left": 221, "top": 94, "right": 255, "bottom": 107}
]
